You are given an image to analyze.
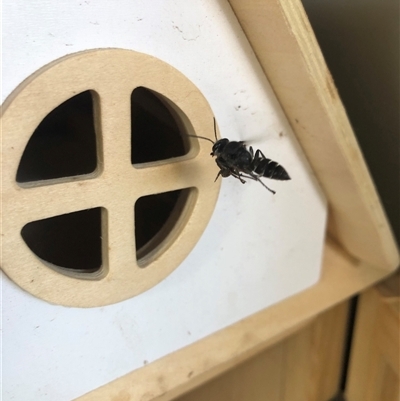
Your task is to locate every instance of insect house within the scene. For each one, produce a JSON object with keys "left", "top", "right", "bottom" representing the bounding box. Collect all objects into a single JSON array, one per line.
[{"left": 1, "top": 1, "right": 398, "bottom": 400}]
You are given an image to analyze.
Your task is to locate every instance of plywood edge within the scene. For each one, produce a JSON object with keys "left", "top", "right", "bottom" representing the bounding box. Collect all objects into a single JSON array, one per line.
[
  {"left": 74, "top": 238, "right": 391, "bottom": 401},
  {"left": 227, "top": 0, "right": 399, "bottom": 270}
]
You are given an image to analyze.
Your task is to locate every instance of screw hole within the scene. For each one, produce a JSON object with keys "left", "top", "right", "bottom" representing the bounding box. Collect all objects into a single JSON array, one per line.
[
  {"left": 16, "top": 90, "right": 98, "bottom": 183},
  {"left": 20, "top": 207, "right": 104, "bottom": 277}
]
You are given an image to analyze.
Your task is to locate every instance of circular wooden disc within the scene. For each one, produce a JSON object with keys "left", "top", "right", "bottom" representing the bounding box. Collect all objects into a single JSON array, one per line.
[{"left": 1, "top": 48, "right": 220, "bottom": 307}]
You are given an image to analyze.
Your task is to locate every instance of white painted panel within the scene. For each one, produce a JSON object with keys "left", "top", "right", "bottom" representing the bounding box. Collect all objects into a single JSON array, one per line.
[{"left": 1, "top": 0, "right": 327, "bottom": 400}]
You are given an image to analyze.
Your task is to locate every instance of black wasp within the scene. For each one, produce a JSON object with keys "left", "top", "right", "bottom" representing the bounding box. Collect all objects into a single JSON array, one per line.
[{"left": 190, "top": 118, "right": 291, "bottom": 194}]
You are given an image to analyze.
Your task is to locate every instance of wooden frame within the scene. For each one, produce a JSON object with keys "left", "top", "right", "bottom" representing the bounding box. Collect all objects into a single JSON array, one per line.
[
  {"left": 74, "top": 0, "right": 398, "bottom": 399},
  {"left": 76, "top": 240, "right": 389, "bottom": 400},
  {"left": 173, "top": 298, "right": 351, "bottom": 401},
  {"left": 228, "top": 0, "right": 398, "bottom": 269}
]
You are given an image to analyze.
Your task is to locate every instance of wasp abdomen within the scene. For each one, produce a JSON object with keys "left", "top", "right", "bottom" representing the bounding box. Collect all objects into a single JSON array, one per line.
[{"left": 255, "top": 159, "right": 291, "bottom": 181}]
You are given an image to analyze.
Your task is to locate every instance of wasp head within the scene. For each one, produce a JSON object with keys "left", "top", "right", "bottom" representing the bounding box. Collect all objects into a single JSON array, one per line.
[{"left": 211, "top": 138, "right": 229, "bottom": 157}]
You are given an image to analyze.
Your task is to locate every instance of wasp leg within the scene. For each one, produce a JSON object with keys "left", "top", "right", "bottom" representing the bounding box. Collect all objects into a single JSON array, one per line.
[
  {"left": 243, "top": 172, "right": 276, "bottom": 194},
  {"left": 248, "top": 146, "right": 254, "bottom": 158},
  {"left": 214, "top": 170, "right": 223, "bottom": 182},
  {"left": 254, "top": 149, "right": 267, "bottom": 160},
  {"left": 215, "top": 167, "right": 233, "bottom": 182},
  {"left": 251, "top": 149, "right": 264, "bottom": 172},
  {"left": 253, "top": 176, "right": 276, "bottom": 194},
  {"left": 229, "top": 170, "right": 275, "bottom": 193},
  {"left": 230, "top": 170, "right": 247, "bottom": 184},
  {"left": 238, "top": 173, "right": 258, "bottom": 182}
]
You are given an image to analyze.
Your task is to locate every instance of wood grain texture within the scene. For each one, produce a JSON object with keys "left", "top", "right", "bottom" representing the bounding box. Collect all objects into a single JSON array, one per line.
[
  {"left": 346, "top": 272, "right": 400, "bottom": 401},
  {"left": 2, "top": 1, "right": 399, "bottom": 398},
  {"left": 174, "top": 301, "right": 349, "bottom": 401},
  {"left": 284, "top": 300, "right": 349, "bottom": 401},
  {"left": 227, "top": 0, "right": 399, "bottom": 270},
  {"left": 175, "top": 343, "right": 284, "bottom": 401},
  {"left": 75, "top": 239, "right": 386, "bottom": 401},
  {"left": 68, "top": 1, "right": 399, "bottom": 398}
]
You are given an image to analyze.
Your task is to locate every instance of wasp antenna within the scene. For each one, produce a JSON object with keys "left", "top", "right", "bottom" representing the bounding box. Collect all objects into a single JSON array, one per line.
[
  {"left": 188, "top": 134, "right": 215, "bottom": 144},
  {"left": 213, "top": 117, "right": 218, "bottom": 141}
]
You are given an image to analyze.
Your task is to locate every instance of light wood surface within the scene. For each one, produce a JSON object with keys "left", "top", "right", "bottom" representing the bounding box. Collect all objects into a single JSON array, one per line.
[
  {"left": 2, "top": 0, "right": 399, "bottom": 398},
  {"left": 346, "top": 273, "right": 400, "bottom": 401},
  {"left": 72, "top": 0, "right": 399, "bottom": 397},
  {"left": 227, "top": 0, "right": 399, "bottom": 270},
  {"left": 1, "top": 49, "right": 220, "bottom": 307},
  {"left": 2, "top": 1, "right": 397, "bottom": 305},
  {"left": 174, "top": 300, "right": 349, "bottom": 401},
  {"left": 75, "top": 239, "right": 387, "bottom": 401}
]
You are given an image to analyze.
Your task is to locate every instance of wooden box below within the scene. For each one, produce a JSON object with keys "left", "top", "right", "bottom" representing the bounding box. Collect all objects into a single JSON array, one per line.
[{"left": 346, "top": 273, "right": 400, "bottom": 401}]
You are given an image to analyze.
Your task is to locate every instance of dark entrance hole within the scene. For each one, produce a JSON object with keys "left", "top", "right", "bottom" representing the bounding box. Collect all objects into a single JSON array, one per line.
[
  {"left": 16, "top": 90, "right": 98, "bottom": 183},
  {"left": 135, "top": 188, "right": 193, "bottom": 265},
  {"left": 131, "top": 87, "right": 194, "bottom": 266},
  {"left": 131, "top": 87, "right": 188, "bottom": 164},
  {"left": 21, "top": 208, "right": 103, "bottom": 275}
]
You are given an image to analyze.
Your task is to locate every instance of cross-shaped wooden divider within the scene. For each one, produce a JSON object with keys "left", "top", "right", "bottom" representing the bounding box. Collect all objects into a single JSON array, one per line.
[{"left": 1, "top": 49, "right": 220, "bottom": 307}]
